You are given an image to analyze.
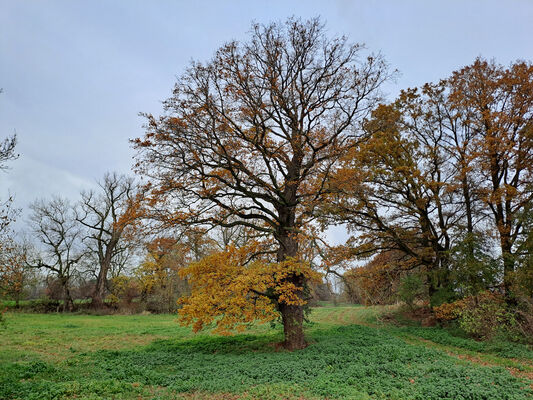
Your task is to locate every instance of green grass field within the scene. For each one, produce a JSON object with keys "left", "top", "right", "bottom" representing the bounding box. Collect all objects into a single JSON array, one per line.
[{"left": 1, "top": 305, "right": 532, "bottom": 399}]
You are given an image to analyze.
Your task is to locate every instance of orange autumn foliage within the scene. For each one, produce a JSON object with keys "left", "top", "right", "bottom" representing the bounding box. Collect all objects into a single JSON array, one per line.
[
  {"left": 177, "top": 243, "right": 322, "bottom": 335},
  {"left": 433, "top": 299, "right": 467, "bottom": 321},
  {"left": 344, "top": 251, "right": 413, "bottom": 305},
  {"left": 0, "top": 239, "right": 26, "bottom": 302}
]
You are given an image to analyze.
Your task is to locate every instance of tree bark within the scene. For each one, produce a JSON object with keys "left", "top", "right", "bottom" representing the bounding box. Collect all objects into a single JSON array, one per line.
[
  {"left": 279, "top": 301, "right": 306, "bottom": 350},
  {"left": 276, "top": 205, "right": 307, "bottom": 350},
  {"left": 91, "top": 237, "right": 117, "bottom": 308},
  {"left": 92, "top": 260, "right": 110, "bottom": 309},
  {"left": 61, "top": 277, "right": 74, "bottom": 312}
]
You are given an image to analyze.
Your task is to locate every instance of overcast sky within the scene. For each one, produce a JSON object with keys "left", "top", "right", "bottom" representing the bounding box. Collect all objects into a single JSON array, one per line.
[{"left": 1, "top": 0, "right": 532, "bottom": 236}]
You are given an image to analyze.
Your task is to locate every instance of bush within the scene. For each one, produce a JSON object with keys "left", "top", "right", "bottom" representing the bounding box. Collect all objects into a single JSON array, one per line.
[
  {"left": 433, "top": 299, "right": 466, "bottom": 321},
  {"left": 459, "top": 293, "right": 519, "bottom": 341},
  {"left": 429, "top": 286, "right": 457, "bottom": 307},
  {"left": 144, "top": 294, "right": 177, "bottom": 313},
  {"left": 515, "top": 297, "right": 533, "bottom": 341},
  {"left": 29, "top": 299, "right": 63, "bottom": 313},
  {"left": 434, "top": 292, "right": 523, "bottom": 341},
  {"left": 398, "top": 274, "right": 424, "bottom": 310}
]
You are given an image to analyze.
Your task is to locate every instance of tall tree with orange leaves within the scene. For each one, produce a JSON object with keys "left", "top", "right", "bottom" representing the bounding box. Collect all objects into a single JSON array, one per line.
[
  {"left": 322, "top": 99, "right": 465, "bottom": 301},
  {"left": 447, "top": 59, "right": 533, "bottom": 297},
  {"left": 133, "top": 17, "right": 390, "bottom": 349},
  {"left": 325, "top": 58, "right": 533, "bottom": 303}
]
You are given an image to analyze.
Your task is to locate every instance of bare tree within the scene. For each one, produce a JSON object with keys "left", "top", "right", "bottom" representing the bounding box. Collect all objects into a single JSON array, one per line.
[
  {"left": 0, "top": 135, "right": 18, "bottom": 171},
  {"left": 0, "top": 89, "right": 20, "bottom": 235},
  {"left": 0, "top": 89, "right": 18, "bottom": 170},
  {"left": 77, "top": 172, "right": 144, "bottom": 308},
  {"left": 28, "top": 197, "right": 84, "bottom": 311}
]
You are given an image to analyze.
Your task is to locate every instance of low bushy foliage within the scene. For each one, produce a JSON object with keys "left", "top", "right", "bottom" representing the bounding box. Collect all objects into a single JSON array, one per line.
[
  {"left": 434, "top": 292, "right": 524, "bottom": 341},
  {"left": 429, "top": 286, "right": 457, "bottom": 308},
  {"left": 395, "top": 325, "right": 533, "bottom": 361},
  {"left": 434, "top": 299, "right": 467, "bottom": 321},
  {"left": 0, "top": 307, "right": 5, "bottom": 328}
]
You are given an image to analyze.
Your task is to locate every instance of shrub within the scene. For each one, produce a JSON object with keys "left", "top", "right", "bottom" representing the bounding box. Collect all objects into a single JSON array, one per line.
[
  {"left": 429, "top": 286, "right": 457, "bottom": 307},
  {"left": 104, "top": 294, "right": 120, "bottom": 309},
  {"left": 145, "top": 294, "right": 176, "bottom": 313},
  {"left": 433, "top": 299, "right": 466, "bottom": 321},
  {"left": 398, "top": 274, "right": 424, "bottom": 310},
  {"left": 28, "top": 299, "right": 62, "bottom": 313},
  {"left": 108, "top": 275, "right": 141, "bottom": 307},
  {"left": 434, "top": 292, "right": 522, "bottom": 341},
  {"left": 459, "top": 292, "right": 519, "bottom": 340},
  {"left": 515, "top": 297, "right": 533, "bottom": 341}
]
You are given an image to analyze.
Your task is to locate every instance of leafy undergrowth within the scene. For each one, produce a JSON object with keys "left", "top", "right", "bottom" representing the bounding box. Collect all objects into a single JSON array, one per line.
[
  {"left": 371, "top": 305, "right": 533, "bottom": 363},
  {"left": 1, "top": 308, "right": 532, "bottom": 399},
  {"left": 392, "top": 326, "right": 533, "bottom": 361}
]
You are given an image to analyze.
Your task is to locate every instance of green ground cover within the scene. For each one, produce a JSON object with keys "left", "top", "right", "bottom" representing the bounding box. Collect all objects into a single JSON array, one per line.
[{"left": 1, "top": 305, "right": 531, "bottom": 399}]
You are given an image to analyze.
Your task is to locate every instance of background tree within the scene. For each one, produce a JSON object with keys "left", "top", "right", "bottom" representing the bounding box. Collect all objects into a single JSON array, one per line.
[
  {"left": 324, "top": 101, "right": 462, "bottom": 304},
  {"left": 325, "top": 59, "right": 533, "bottom": 306},
  {"left": 133, "top": 17, "right": 390, "bottom": 349},
  {"left": 0, "top": 135, "right": 17, "bottom": 171},
  {"left": 28, "top": 197, "right": 84, "bottom": 311},
  {"left": 447, "top": 59, "right": 533, "bottom": 297},
  {"left": 0, "top": 88, "right": 20, "bottom": 237},
  {"left": 343, "top": 250, "right": 410, "bottom": 305},
  {"left": 77, "top": 172, "right": 144, "bottom": 308},
  {"left": 135, "top": 234, "right": 212, "bottom": 312},
  {"left": 514, "top": 205, "right": 533, "bottom": 297},
  {"left": 0, "top": 88, "right": 23, "bottom": 313},
  {"left": 0, "top": 238, "right": 30, "bottom": 307},
  {"left": 0, "top": 89, "right": 19, "bottom": 170}
]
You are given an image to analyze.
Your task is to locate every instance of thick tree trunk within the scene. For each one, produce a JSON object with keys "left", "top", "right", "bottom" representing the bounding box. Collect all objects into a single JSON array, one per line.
[
  {"left": 279, "top": 301, "right": 306, "bottom": 350},
  {"left": 92, "top": 262, "right": 109, "bottom": 309},
  {"left": 92, "top": 239, "right": 116, "bottom": 308},
  {"left": 91, "top": 266, "right": 108, "bottom": 308},
  {"left": 276, "top": 208, "right": 307, "bottom": 350},
  {"left": 62, "top": 278, "right": 74, "bottom": 312},
  {"left": 500, "top": 233, "right": 515, "bottom": 299}
]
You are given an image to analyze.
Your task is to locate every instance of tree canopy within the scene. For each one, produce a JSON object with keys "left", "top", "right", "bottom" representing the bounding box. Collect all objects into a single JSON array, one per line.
[{"left": 133, "top": 17, "right": 390, "bottom": 349}]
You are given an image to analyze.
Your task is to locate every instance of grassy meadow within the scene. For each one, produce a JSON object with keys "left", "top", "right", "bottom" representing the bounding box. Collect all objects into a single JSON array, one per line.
[{"left": 1, "top": 305, "right": 532, "bottom": 400}]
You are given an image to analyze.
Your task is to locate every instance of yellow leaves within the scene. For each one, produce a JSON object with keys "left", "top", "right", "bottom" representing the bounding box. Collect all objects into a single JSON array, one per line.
[
  {"left": 264, "top": 258, "right": 322, "bottom": 306},
  {"left": 178, "top": 244, "right": 323, "bottom": 335},
  {"left": 135, "top": 236, "right": 199, "bottom": 295},
  {"left": 177, "top": 244, "right": 276, "bottom": 334},
  {"left": 433, "top": 300, "right": 465, "bottom": 321}
]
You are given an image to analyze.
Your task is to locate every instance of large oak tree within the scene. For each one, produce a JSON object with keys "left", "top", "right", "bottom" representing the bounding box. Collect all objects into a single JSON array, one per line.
[{"left": 133, "top": 18, "right": 389, "bottom": 349}]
